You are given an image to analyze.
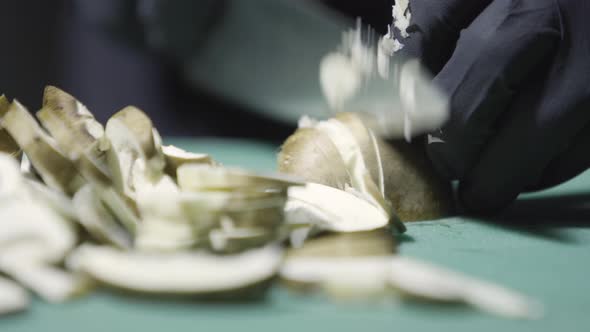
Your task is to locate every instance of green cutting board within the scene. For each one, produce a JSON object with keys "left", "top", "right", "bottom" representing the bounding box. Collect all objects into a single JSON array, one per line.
[{"left": 2, "top": 137, "right": 589, "bottom": 332}]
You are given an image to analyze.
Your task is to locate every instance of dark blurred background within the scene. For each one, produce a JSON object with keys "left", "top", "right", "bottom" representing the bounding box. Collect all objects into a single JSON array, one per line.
[{"left": 0, "top": 0, "right": 391, "bottom": 142}]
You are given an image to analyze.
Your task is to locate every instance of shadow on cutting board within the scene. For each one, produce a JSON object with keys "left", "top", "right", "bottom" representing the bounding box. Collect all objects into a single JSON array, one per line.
[{"left": 475, "top": 193, "right": 590, "bottom": 244}]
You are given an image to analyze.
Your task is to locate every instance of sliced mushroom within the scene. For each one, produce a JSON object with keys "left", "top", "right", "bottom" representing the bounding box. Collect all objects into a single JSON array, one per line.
[
  {"left": 0, "top": 101, "right": 85, "bottom": 195},
  {"left": 73, "top": 184, "right": 132, "bottom": 249},
  {"left": 388, "top": 257, "right": 542, "bottom": 319},
  {"left": 285, "top": 183, "right": 389, "bottom": 233},
  {"left": 162, "top": 145, "right": 214, "bottom": 178},
  {"left": 68, "top": 244, "right": 283, "bottom": 296},
  {"left": 38, "top": 86, "right": 105, "bottom": 156},
  {"left": 0, "top": 262, "right": 90, "bottom": 303},
  {"left": 279, "top": 116, "right": 405, "bottom": 232},
  {"left": 24, "top": 178, "right": 77, "bottom": 220},
  {"left": 105, "top": 106, "right": 165, "bottom": 195},
  {"left": 0, "top": 95, "right": 19, "bottom": 157},
  {"left": 0, "top": 276, "right": 29, "bottom": 315},
  {"left": 278, "top": 127, "right": 350, "bottom": 190},
  {"left": 177, "top": 164, "right": 303, "bottom": 192},
  {"left": 336, "top": 112, "right": 452, "bottom": 221},
  {"left": 281, "top": 230, "right": 395, "bottom": 297},
  {"left": 280, "top": 256, "right": 392, "bottom": 298}
]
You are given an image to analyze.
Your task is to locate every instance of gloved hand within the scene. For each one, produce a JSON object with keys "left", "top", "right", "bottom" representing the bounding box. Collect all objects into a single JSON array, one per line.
[{"left": 397, "top": 0, "right": 590, "bottom": 214}]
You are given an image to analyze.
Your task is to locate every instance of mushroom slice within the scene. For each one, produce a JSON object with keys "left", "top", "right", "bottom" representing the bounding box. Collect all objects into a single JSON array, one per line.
[
  {"left": 388, "top": 257, "right": 542, "bottom": 319},
  {"left": 336, "top": 112, "right": 452, "bottom": 221},
  {"left": 280, "top": 256, "right": 392, "bottom": 298},
  {"left": 286, "top": 230, "right": 395, "bottom": 258},
  {"left": 73, "top": 184, "right": 132, "bottom": 249},
  {"left": 281, "top": 116, "right": 405, "bottom": 232},
  {"left": 281, "top": 230, "right": 395, "bottom": 298},
  {"left": 0, "top": 95, "right": 19, "bottom": 157},
  {"left": 0, "top": 152, "right": 25, "bottom": 199},
  {"left": 68, "top": 244, "right": 283, "bottom": 296},
  {"left": 105, "top": 106, "right": 165, "bottom": 195},
  {"left": 162, "top": 145, "right": 214, "bottom": 178},
  {"left": 24, "top": 178, "right": 76, "bottom": 220},
  {"left": 36, "top": 87, "right": 111, "bottom": 184},
  {"left": 95, "top": 186, "right": 140, "bottom": 235},
  {"left": 278, "top": 127, "right": 351, "bottom": 190},
  {"left": 0, "top": 203, "right": 76, "bottom": 263},
  {"left": 208, "top": 217, "right": 275, "bottom": 253},
  {"left": 135, "top": 217, "right": 197, "bottom": 252},
  {"left": 177, "top": 164, "right": 303, "bottom": 192},
  {"left": 0, "top": 261, "right": 90, "bottom": 303},
  {"left": 37, "top": 86, "right": 106, "bottom": 155},
  {"left": 0, "top": 276, "right": 29, "bottom": 315},
  {"left": 0, "top": 100, "right": 85, "bottom": 195},
  {"left": 285, "top": 183, "right": 389, "bottom": 233}
]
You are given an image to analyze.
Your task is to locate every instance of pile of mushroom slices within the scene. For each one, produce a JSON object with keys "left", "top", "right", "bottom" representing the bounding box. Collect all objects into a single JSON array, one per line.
[{"left": 0, "top": 88, "right": 540, "bottom": 319}]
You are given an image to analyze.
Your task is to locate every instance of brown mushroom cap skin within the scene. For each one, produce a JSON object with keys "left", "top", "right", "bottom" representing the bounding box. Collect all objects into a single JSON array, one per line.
[
  {"left": 278, "top": 113, "right": 453, "bottom": 221},
  {"left": 278, "top": 127, "right": 351, "bottom": 191}
]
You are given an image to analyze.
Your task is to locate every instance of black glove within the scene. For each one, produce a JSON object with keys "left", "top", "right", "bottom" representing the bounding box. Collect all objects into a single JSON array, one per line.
[{"left": 398, "top": 0, "right": 590, "bottom": 214}]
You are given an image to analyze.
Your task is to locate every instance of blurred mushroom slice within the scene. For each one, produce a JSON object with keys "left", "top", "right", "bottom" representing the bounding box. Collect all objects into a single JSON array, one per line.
[
  {"left": 0, "top": 101, "right": 85, "bottom": 195},
  {"left": 286, "top": 230, "right": 395, "bottom": 258},
  {"left": 38, "top": 86, "right": 106, "bottom": 156},
  {"left": 285, "top": 183, "right": 389, "bottom": 233},
  {"left": 135, "top": 217, "right": 197, "bottom": 252},
  {"left": 0, "top": 276, "right": 29, "bottom": 315},
  {"left": 278, "top": 127, "right": 351, "bottom": 190},
  {"left": 0, "top": 153, "right": 25, "bottom": 199},
  {"left": 280, "top": 256, "right": 392, "bottom": 298},
  {"left": 177, "top": 164, "right": 303, "bottom": 192},
  {"left": 37, "top": 107, "right": 108, "bottom": 180},
  {"left": 96, "top": 187, "right": 140, "bottom": 234},
  {"left": 0, "top": 95, "right": 19, "bottom": 157},
  {"left": 208, "top": 217, "right": 275, "bottom": 253},
  {"left": 388, "top": 257, "right": 542, "bottom": 319},
  {"left": 133, "top": 174, "right": 197, "bottom": 252},
  {"left": 25, "top": 178, "right": 76, "bottom": 220},
  {"left": 68, "top": 244, "right": 283, "bottom": 296},
  {"left": 105, "top": 106, "right": 165, "bottom": 195},
  {"left": 162, "top": 145, "right": 214, "bottom": 178},
  {"left": 281, "top": 230, "right": 395, "bottom": 298},
  {"left": 0, "top": 261, "right": 90, "bottom": 303},
  {"left": 0, "top": 203, "right": 76, "bottom": 264},
  {"left": 73, "top": 185, "right": 132, "bottom": 249},
  {"left": 180, "top": 190, "right": 287, "bottom": 239}
]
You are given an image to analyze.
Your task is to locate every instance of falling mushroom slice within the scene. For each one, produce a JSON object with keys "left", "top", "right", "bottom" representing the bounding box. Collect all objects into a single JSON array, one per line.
[
  {"left": 68, "top": 244, "right": 283, "bottom": 295},
  {"left": 0, "top": 276, "right": 29, "bottom": 315},
  {"left": 388, "top": 257, "right": 542, "bottom": 319},
  {"left": 285, "top": 183, "right": 389, "bottom": 233},
  {"left": 177, "top": 164, "right": 303, "bottom": 192},
  {"left": 0, "top": 101, "right": 86, "bottom": 195},
  {"left": 162, "top": 145, "right": 215, "bottom": 178},
  {"left": 73, "top": 184, "right": 132, "bottom": 249},
  {"left": 0, "top": 95, "right": 19, "bottom": 157}
]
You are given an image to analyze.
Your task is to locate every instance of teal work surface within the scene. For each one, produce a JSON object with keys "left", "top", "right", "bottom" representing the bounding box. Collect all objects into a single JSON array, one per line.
[{"left": 2, "top": 138, "right": 590, "bottom": 332}]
